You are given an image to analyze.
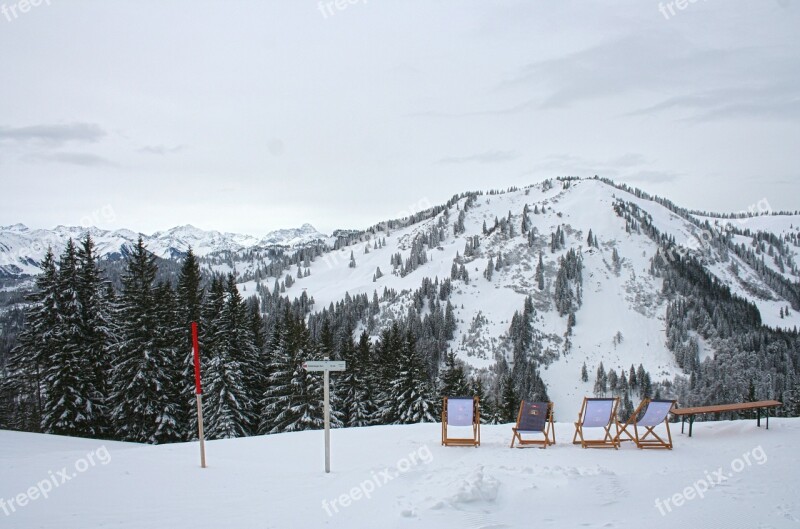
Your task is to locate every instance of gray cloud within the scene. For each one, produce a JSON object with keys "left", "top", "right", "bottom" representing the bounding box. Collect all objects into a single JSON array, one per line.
[
  {"left": 26, "top": 152, "right": 116, "bottom": 167},
  {"left": 0, "top": 123, "right": 106, "bottom": 146},
  {"left": 498, "top": 30, "right": 800, "bottom": 124},
  {"left": 497, "top": 35, "right": 695, "bottom": 108},
  {"left": 627, "top": 85, "right": 800, "bottom": 122}
]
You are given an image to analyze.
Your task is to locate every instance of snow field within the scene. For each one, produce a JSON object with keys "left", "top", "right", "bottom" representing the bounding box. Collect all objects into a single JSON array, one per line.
[{"left": 2, "top": 418, "right": 798, "bottom": 528}]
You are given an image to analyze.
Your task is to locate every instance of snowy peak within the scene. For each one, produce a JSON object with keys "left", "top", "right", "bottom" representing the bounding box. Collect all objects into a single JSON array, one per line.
[
  {"left": 0, "top": 223, "right": 30, "bottom": 232},
  {"left": 0, "top": 222, "right": 327, "bottom": 277},
  {"left": 259, "top": 223, "right": 327, "bottom": 247}
]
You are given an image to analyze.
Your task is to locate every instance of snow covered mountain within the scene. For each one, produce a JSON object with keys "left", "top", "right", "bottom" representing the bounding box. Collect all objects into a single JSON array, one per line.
[
  {"left": 258, "top": 223, "right": 328, "bottom": 247},
  {"left": 232, "top": 178, "right": 800, "bottom": 414},
  {"left": 3, "top": 178, "right": 798, "bottom": 415},
  {"left": 0, "top": 222, "right": 328, "bottom": 277}
]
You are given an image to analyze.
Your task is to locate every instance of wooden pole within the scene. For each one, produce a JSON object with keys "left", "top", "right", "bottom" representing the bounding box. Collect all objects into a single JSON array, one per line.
[
  {"left": 196, "top": 394, "right": 206, "bottom": 468},
  {"left": 192, "top": 322, "right": 207, "bottom": 469},
  {"left": 324, "top": 361, "right": 331, "bottom": 474}
]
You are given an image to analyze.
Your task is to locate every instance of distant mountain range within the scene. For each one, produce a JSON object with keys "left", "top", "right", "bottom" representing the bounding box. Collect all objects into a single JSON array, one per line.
[{"left": 0, "top": 222, "right": 328, "bottom": 277}]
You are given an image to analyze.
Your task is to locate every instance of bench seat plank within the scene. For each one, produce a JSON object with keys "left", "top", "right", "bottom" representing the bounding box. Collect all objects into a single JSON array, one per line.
[{"left": 671, "top": 400, "right": 782, "bottom": 416}]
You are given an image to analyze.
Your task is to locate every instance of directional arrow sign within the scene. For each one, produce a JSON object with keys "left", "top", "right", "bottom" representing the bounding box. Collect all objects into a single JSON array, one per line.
[{"left": 302, "top": 360, "right": 346, "bottom": 371}]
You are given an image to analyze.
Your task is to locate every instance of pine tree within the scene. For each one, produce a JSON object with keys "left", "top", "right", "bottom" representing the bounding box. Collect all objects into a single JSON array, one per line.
[
  {"left": 339, "top": 329, "right": 377, "bottom": 427},
  {"left": 152, "top": 280, "right": 185, "bottom": 441},
  {"left": 593, "top": 362, "right": 607, "bottom": 396},
  {"left": 743, "top": 379, "right": 758, "bottom": 419},
  {"left": 247, "top": 296, "right": 267, "bottom": 369},
  {"left": 535, "top": 253, "right": 545, "bottom": 290},
  {"left": 567, "top": 311, "right": 576, "bottom": 334},
  {"left": 387, "top": 331, "right": 435, "bottom": 424},
  {"left": 201, "top": 274, "right": 258, "bottom": 439},
  {"left": 438, "top": 351, "right": 469, "bottom": 397},
  {"left": 109, "top": 237, "right": 183, "bottom": 444},
  {"left": 262, "top": 312, "right": 327, "bottom": 433},
  {"left": 581, "top": 362, "right": 588, "bottom": 383},
  {"left": 786, "top": 378, "right": 800, "bottom": 417},
  {"left": 553, "top": 265, "right": 572, "bottom": 316},
  {"left": 374, "top": 322, "right": 403, "bottom": 420},
  {"left": 176, "top": 247, "right": 204, "bottom": 358},
  {"left": 608, "top": 369, "right": 618, "bottom": 393},
  {"left": 76, "top": 235, "right": 115, "bottom": 437},
  {"left": 3, "top": 248, "right": 59, "bottom": 431},
  {"left": 175, "top": 250, "right": 204, "bottom": 439},
  {"left": 620, "top": 391, "right": 634, "bottom": 421},
  {"left": 484, "top": 257, "right": 494, "bottom": 281},
  {"left": 640, "top": 372, "right": 652, "bottom": 399},
  {"left": 41, "top": 239, "right": 99, "bottom": 437},
  {"left": 257, "top": 313, "right": 286, "bottom": 433},
  {"left": 470, "top": 376, "right": 492, "bottom": 424},
  {"left": 500, "top": 375, "right": 519, "bottom": 423}
]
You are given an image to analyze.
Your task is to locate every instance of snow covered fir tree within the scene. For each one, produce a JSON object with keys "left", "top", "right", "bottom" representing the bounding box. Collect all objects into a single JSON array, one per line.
[{"left": 1, "top": 177, "right": 800, "bottom": 443}]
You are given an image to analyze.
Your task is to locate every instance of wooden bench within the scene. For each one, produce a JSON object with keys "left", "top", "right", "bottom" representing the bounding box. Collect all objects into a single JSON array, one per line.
[{"left": 671, "top": 400, "right": 782, "bottom": 437}]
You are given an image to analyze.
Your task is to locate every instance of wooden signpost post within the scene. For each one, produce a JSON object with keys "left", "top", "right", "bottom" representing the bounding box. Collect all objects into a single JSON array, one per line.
[
  {"left": 191, "top": 322, "right": 206, "bottom": 469},
  {"left": 302, "top": 359, "right": 346, "bottom": 473}
]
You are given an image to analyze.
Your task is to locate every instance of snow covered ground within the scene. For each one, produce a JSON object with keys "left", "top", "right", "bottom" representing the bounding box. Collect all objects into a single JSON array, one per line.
[{"left": 2, "top": 418, "right": 798, "bottom": 528}]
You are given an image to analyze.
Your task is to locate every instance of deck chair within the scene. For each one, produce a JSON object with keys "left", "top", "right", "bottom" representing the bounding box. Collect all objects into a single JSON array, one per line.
[
  {"left": 616, "top": 399, "right": 676, "bottom": 449},
  {"left": 441, "top": 397, "right": 480, "bottom": 447},
  {"left": 510, "top": 401, "right": 555, "bottom": 448},
  {"left": 572, "top": 397, "right": 620, "bottom": 449}
]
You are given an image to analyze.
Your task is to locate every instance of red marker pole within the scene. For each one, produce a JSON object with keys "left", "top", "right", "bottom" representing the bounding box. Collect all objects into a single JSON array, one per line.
[{"left": 192, "top": 322, "right": 206, "bottom": 469}]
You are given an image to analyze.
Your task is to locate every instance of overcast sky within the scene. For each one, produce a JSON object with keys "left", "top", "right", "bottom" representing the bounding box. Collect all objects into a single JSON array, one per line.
[{"left": 0, "top": 0, "right": 798, "bottom": 236}]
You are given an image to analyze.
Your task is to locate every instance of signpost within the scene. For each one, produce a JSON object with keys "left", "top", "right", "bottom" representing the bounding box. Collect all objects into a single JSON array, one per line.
[
  {"left": 191, "top": 322, "right": 206, "bottom": 469},
  {"left": 302, "top": 359, "right": 346, "bottom": 473}
]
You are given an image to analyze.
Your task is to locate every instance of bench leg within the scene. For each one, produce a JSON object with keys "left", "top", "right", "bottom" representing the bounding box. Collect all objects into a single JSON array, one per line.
[
  {"left": 757, "top": 409, "right": 761, "bottom": 428},
  {"left": 688, "top": 415, "right": 694, "bottom": 437},
  {"left": 681, "top": 416, "right": 685, "bottom": 434},
  {"left": 766, "top": 409, "right": 770, "bottom": 430}
]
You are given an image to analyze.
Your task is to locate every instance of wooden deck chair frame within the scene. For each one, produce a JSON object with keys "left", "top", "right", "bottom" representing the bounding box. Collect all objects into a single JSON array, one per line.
[
  {"left": 616, "top": 398, "right": 676, "bottom": 449},
  {"left": 441, "top": 396, "right": 480, "bottom": 447},
  {"left": 572, "top": 397, "right": 620, "bottom": 449},
  {"left": 510, "top": 401, "right": 555, "bottom": 448}
]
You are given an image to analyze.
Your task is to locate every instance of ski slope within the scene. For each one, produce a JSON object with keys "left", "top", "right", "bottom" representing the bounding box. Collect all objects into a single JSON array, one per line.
[{"left": 2, "top": 419, "right": 798, "bottom": 528}]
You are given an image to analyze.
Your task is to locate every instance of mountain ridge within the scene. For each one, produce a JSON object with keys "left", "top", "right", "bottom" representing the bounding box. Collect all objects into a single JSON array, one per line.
[{"left": 0, "top": 222, "right": 328, "bottom": 277}]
